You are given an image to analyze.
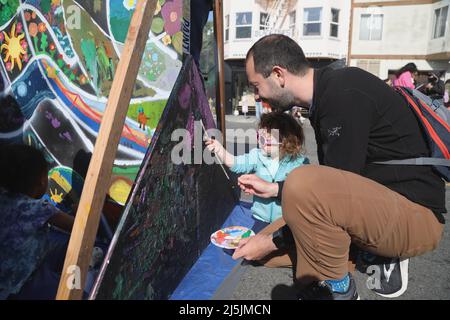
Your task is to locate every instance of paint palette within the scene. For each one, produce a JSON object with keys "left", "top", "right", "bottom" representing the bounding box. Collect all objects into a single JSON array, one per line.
[{"left": 210, "top": 226, "right": 255, "bottom": 249}]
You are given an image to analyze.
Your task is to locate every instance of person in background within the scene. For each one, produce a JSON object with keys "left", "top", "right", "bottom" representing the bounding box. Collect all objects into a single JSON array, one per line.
[
  {"left": 262, "top": 100, "right": 272, "bottom": 114},
  {"left": 392, "top": 63, "right": 418, "bottom": 89},
  {"left": 0, "top": 144, "right": 74, "bottom": 299},
  {"left": 290, "top": 106, "right": 306, "bottom": 125},
  {"left": 420, "top": 72, "right": 445, "bottom": 101},
  {"left": 444, "top": 79, "right": 450, "bottom": 108}
]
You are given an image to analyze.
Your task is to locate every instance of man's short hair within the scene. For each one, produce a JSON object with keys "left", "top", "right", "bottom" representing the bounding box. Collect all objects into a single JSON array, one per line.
[{"left": 246, "top": 34, "right": 310, "bottom": 78}]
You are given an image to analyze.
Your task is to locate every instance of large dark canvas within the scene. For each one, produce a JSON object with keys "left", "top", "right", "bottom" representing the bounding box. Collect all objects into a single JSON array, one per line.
[{"left": 91, "top": 56, "right": 237, "bottom": 300}]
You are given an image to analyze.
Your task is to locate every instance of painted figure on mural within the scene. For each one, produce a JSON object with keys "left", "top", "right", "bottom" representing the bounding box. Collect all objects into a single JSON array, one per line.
[{"left": 138, "top": 107, "right": 149, "bottom": 130}]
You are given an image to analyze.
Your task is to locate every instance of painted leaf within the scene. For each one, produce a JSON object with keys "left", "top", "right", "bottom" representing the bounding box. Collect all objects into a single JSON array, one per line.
[{"left": 171, "top": 31, "right": 183, "bottom": 55}]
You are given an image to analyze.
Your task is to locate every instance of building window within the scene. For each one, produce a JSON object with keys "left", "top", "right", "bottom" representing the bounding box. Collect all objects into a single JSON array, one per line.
[
  {"left": 225, "top": 15, "right": 229, "bottom": 41},
  {"left": 359, "top": 14, "right": 383, "bottom": 40},
  {"left": 356, "top": 60, "right": 381, "bottom": 77},
  {"left": 289, "top": 11, "right": 296, "bottom": 35},
  {"left": 236, "top": 12, "right": 252, "bottom": 39},
  {"left": 433, "top": 6, "right": 448, "bottom": 39},
  {"left": 260, "top": 12, "right": 268, "bottom": 30},
  {"left": 303, "top": 7, "right": 322, "bottom": 36},
  {"left": 330, "top": 8, "right": 339, "bottom": 37}
]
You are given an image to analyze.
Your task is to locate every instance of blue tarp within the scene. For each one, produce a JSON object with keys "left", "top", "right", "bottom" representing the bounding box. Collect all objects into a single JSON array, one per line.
[{"left": 170, "top": 202, "right": 267, "bottom": 300}]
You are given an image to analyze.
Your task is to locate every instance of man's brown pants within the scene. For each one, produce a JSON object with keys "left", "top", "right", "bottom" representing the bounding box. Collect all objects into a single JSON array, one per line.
[{"left": 258, "top": 165, "right": 444, "bottom": 286}]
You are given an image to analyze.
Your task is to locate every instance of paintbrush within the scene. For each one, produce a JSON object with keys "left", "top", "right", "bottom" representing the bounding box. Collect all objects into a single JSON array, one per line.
[
  {"left": 200, "top": 120, "right": 249, "bottom": 217},
  {"left": 200, "top": 120, "right": 231, "bottom": 181}
]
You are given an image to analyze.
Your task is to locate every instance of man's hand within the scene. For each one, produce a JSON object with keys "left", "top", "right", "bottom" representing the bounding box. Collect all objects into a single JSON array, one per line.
[
  {"left": 232, "top": 233, "right": 277, "bottom": 261},
  {"left": 238, "top": 174, "right": 279, "bottom": 198}
]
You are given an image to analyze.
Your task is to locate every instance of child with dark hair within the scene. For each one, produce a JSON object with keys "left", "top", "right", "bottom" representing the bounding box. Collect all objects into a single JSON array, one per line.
[
  {"left": 0, "top": 144, "right": 74, "bottom": 299},
  {"left": 393, "top": 63, "right": 418, "bottom": 89},
  {"left": 206, "top": 112, "right": 309, "bottom": 227}
]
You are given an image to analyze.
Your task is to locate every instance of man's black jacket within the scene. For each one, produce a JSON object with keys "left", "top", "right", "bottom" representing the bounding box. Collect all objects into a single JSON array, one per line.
[{"left": 309, "top": 67, "right": 446, "bottom": 223}]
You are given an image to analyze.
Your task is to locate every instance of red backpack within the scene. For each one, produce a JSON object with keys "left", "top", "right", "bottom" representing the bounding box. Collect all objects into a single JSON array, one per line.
[{"left": 376, "top": 87, "right": 450, "bottom": 181}]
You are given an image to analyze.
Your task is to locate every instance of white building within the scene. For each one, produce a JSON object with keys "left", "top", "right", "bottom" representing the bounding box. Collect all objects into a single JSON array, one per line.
[
  {"left": 222, "top": 0, "right": 351, "bottom": 114},
  {"left": 349, "top": 0, "right": 450, "bottom": 81}
]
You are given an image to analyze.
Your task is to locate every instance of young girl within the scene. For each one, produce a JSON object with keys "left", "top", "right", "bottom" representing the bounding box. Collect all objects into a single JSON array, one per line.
[
  {"left": 0, "top": 144, "right": 74, "bottom": 299},
  {"left": 392, "top": 63, "right": 418, "bottom": 89},
  {"left": 206, "top": 112, "right": 309, "bottom": 226}
]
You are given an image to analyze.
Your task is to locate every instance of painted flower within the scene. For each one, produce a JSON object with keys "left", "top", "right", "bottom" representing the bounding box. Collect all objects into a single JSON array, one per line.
[
  {"left": 29, "top": 23, "right": 38, "bottom": 37},
  {"left": 23, "top": 53, "right": 29, "bottom": 63},
  {"left": 123, "top": 0, "right": 137, "bottom": 11},
  {"left": 161, "top": 0, "right": 182, "bottom": 36},
  {"left": 24, "top": 12, "right": 32, "bottom": 22},
  {"left": 49, "top": 43, "right": 55, "bottom": 51},
  {"left": 38, "top": 22, "right": 47, "bottom": 33},
  {"left": 21, "top": 40, "right": 28, "bottom": 50},
  {"left": 0, "top": 32, "right": 4, "bottom": 42},
  {"left": 5, "top": 62, "right": 12, "bottom": 72}
]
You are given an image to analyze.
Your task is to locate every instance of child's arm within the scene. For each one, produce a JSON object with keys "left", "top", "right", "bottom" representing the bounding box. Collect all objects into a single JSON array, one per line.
[
  {"left": 205, "top": 139, "right": 235, "bottom": 167},
  {"left": 48, "top": 212, "right": 74, "bottom": 233}
]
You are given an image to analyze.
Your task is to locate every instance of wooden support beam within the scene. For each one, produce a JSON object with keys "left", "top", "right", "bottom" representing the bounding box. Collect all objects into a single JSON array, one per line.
[
  {"left": 213, "top": 0, "right": 227, "bottom": 144},
  {"left": 56, "top": 0, "right": 158, "bottom": 300}
]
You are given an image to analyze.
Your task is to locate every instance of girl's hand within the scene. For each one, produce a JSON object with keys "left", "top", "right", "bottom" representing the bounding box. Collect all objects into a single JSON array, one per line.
[{"left": 205, "top": 139, "right": 223, "bottom": 154}]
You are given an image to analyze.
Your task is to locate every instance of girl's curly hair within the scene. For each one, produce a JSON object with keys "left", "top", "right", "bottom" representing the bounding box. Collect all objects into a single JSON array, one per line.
[{"left": 259, "top": 112, "right": 305, "bottom": 159}]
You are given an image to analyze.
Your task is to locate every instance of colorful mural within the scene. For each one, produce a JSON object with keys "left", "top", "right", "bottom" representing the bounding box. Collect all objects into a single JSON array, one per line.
[
  {"left": 0, "top": 0, "right": 187, "bottom": 206},
  {"left": 91, "top": 56, "right": 237, "bottom": 300}
]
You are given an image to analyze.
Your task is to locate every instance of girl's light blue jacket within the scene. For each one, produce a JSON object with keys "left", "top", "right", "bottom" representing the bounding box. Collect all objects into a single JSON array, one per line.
[{"left": 230, "top": 148, "right": 309, "bottom": 223}]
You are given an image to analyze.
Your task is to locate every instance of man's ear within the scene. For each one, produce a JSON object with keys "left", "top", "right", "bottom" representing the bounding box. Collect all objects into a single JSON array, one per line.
[{"left": 272, "top": 66, "right": 286, "bottom": 87}]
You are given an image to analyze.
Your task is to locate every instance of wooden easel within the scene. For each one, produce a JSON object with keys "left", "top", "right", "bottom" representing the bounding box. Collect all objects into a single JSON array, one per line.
[
  {"left": 56, "top": 0, "right": 227, "bottom": 300},
  {"left": 213, "top": 0, "right": 227, "bottom": 144}
]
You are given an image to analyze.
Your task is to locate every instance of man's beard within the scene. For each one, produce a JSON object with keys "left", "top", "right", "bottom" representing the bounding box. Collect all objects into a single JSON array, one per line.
[{"left": 262, "top": 86, "right": 296, "bottom": 112}]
